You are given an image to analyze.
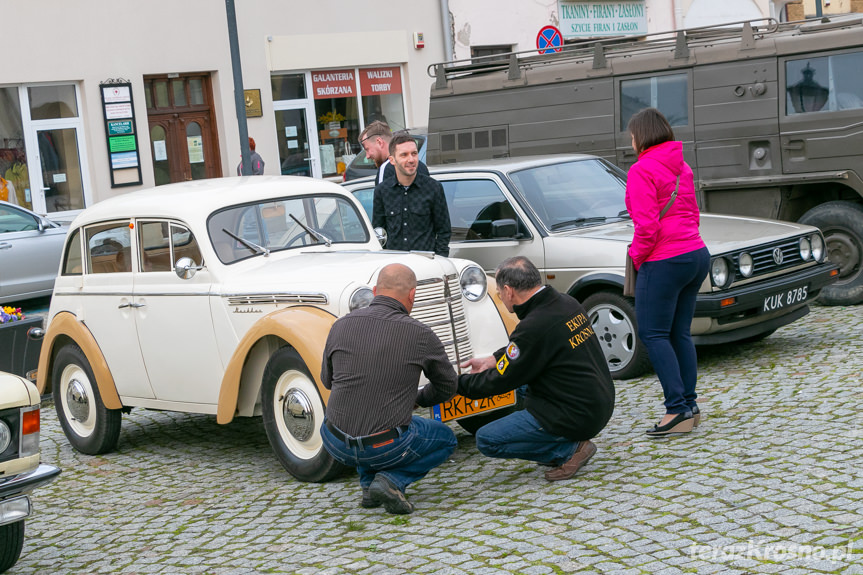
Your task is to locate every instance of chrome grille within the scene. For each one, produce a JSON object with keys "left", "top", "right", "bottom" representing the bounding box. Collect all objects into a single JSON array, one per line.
[
  {"left": 227, "top": 293, "right": 328, "bottom": 306},
  {"left": 411, "top": 274, "right": 473, "bottom": 366},
  {"left": 732, "top": 236, "right": 808, "bottom": 279}
]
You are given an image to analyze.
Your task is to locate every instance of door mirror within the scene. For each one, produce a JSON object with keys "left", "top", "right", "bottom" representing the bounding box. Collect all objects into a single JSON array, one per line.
[
  {"left": 373, "top": 226, "right": 387, "bottom": 247},
  {"left": 491, "top": 219, "right": 518, "bottom": 239},
  {"left": 174, "top": 256, "right": 203, "bottom": 279}
]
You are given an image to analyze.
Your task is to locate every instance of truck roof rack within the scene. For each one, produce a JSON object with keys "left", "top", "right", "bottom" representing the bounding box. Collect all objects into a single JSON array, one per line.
[{"left": 430, "top": 17, "right": 792, "bottom": 88}]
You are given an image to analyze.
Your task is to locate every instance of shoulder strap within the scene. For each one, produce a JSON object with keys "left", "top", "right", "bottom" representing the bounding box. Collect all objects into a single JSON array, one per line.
[{"left": 659, "top": 176, "right": 680, "bottom": 219}]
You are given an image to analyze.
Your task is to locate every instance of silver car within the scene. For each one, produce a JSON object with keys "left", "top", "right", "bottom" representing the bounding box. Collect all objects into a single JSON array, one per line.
[
  {"left": 345, "top": 154, "right": 839, "bottom": 379},
  {"left": 0, "top": 201, "right": 67, "bottom": 304}
]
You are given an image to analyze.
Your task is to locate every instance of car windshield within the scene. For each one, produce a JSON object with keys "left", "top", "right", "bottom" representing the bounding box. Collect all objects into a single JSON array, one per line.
[
  {"left": 508, "top": 159, "right": 629, "bottom": 231},
  {"left": 207, "top": 194, "right": 369, "bottom": 264}
]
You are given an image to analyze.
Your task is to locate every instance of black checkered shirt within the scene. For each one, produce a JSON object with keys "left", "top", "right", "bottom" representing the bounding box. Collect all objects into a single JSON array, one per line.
[{"left": 371, "top": 173, "right": 451, "bottom": 256}]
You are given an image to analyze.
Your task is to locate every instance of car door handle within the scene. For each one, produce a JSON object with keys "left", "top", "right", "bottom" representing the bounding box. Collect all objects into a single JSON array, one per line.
[
  {"left": 0, "top": 243, "right": 11, "bottom": 250},
  {"left": 118, "top": 302, "right": 146, "bottom": 309},
  {"left": 782, "top": 141, "right": 804, "bottom": 151}
]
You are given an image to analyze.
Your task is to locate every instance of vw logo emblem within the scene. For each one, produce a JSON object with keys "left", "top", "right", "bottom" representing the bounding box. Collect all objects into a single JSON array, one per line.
[{"left": 772, "top": 247, "right": 784, "bottom": 265}]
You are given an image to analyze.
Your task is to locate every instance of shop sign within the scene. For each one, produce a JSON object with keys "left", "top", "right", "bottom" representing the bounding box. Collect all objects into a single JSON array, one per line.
[
  {"left": 107, "top": 120, "right": 133, "bottom": 135},
  {"left": 558, "top": 0, "right": 647, "bottom": 37},
  {"left": 311, "top": 69, "right": 356, "bottom": 99},
  {"left": 100, "top": 81, "right": 143, "bottom": 187},
  {"left": 359, "top": 67, "right": 402, "bottom": 96}
]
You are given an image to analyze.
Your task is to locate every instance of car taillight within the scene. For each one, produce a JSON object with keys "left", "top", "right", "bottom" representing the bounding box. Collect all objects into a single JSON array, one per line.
[{"left": 20, "top": 406, "right": 39, "bottom": 457}]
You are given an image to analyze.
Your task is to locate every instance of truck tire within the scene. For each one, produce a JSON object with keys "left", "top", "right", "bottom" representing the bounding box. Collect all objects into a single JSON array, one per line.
[
  {"left": 261, "top": 347, "right": 348, "bottom": 483},
  {"left": 52, "top": 344, "right": 122, "bottom": 455},
  {"left": 0, "top": 520, "right": 24, "bottom": 573},
  {"left": 799, "top": 201, "right": 863, "bottom": 306},
  {"left": 583, "top": 292, "right": 652, "bottom": 380}
]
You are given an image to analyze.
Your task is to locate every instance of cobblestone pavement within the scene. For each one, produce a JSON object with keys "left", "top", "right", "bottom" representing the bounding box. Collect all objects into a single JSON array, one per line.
[{"left": 12, "top": 303, "right": 863, "bottom": 574}]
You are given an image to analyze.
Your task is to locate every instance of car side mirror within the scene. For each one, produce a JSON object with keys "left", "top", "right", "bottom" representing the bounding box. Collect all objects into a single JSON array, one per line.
[
  {"left": 491, "top": 219, "right": 518, "bottom": 239},
  {"left": 374, "top": 226, "right": 387, "bottom": 247},
  {"left": 174, "top": 257, "right": 203, "bottom": 280}
]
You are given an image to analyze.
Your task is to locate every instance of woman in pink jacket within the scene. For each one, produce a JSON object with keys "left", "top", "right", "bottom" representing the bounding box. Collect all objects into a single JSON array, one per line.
[{"left": 625, "top": 108, "right": 709, "bottom": 436}]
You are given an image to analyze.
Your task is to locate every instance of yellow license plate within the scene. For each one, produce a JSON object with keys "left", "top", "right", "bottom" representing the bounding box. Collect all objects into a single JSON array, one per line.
[{"left": 431, "top": 391, "right": 516, "bottom": 422}]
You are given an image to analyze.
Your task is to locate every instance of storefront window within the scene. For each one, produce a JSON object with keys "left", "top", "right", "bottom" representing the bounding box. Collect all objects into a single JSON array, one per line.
[
  {"left": 312, "top": 69, "right": 360, "bottom": 178},
  {"left": 28, "top": 85, "right": 78, "bottom": 120},
  {"left": 271, "top": 74, "right": 306, "bottom": 100},
  {"left": 0, "top": 88, "right": 31, "bottom": 209},
  {"left": 359, "top": 66, "right": 406, "bottom": 131}
]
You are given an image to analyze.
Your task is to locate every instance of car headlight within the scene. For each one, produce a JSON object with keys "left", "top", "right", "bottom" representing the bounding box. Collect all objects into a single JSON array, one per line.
[
  {"left": 459, "top": 265, "right": 487, "bottom": 302},
  {"left": 738, "top": 252, "right": 753, "bottom": 278},
  {"left": 810, "top": 233, "right": 824, "bottom": 262},
  {"left": 0, "top": 420, "right": 11, "bottom": 454},
  {"left": 711, "top": 257, "right": 731, "bottom": 288},
  {"left": 799, "top": 237, "right": 811, "bottom": 261},
  {"left": 349, "top": 287, "right": 374, "bottom": 311}
]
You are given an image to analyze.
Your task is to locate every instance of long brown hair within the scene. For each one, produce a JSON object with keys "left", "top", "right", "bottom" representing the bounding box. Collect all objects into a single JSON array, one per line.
[{"left": 628, "top": 108, "right": 674, "bottom": 154}]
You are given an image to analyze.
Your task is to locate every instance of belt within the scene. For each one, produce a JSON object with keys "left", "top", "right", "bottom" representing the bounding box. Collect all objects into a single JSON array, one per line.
[{"left": 325, "top": 419, "right": 408, "bottom": 448}]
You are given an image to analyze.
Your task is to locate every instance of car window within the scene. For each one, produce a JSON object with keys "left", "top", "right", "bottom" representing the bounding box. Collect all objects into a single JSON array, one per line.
[
  {"left": 62, "top": 228, "right": 83, "bottom": 275},
  {"left": 0, "top": 205, "right": 39, "bottom": 233},
  {"left": 207, "top": 195, "right": 368, "bottom": 264},
  {"left": 138, "top": 221, "right": 203, "bottom": 272},
  {"left": 509, "top": 159, "right": 628, "bottom": 231},
  {"left": 440, "top": 179, "right": 522, "bottom": 241},
  {"left": 352, "top": 187, "right": 374, "bottom": 218},
  {"left": 85, "top": 222, "right": 132, "bottom": 274}
]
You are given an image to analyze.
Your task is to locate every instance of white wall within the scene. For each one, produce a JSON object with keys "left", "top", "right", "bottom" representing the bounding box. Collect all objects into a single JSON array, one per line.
[{"left": 0, "top": 0, "right": 446, "bottom": 203}]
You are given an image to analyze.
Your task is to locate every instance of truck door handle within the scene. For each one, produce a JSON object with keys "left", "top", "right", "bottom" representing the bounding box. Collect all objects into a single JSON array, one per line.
[{"left": 782, "top": 141, "right": 804, "bottom": 151}]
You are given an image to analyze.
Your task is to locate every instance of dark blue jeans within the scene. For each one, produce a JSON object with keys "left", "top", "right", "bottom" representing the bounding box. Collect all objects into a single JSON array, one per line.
[
  {"left": 475, "top": 409, "right": 579, "bottom": 466},
  {"left": 321, "top": 416, "right": 456, "bottom": 493},
  {"left": 635, "top": 247, "right": 710, "bottom": 414}
]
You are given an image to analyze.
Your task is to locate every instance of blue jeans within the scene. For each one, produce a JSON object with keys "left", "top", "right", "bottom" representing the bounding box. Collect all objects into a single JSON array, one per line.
[
  {"left": 320, "top": 416, "right": 457, "bottom": 493},
  {"left": 475, "top": 409, "right": 579, "bottom": 466},
  {"left": 635, "top": 246, "right": 710, "bottom": 414}
]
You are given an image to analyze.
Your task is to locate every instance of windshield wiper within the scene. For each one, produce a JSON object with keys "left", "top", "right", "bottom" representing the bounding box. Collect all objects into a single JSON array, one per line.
[
  {"left": 222, "top": 228, "right": 270, "bottom": 257},
  {"left": 289, "top": 213, "right": 332, "bottom": 247},
  {"left": 551, "top": 217, "right": 608, "bottom": 231}
]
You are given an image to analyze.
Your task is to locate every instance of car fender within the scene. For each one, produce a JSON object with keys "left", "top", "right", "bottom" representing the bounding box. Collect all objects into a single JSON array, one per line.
[
  {"left": 36, "top": 311, "right": 123, "bottom": 410},
  {"left": 489, "top": 289, "right": 519, "bottom": 335},
  {"left": 217, "top": 306, "right": 337, "bottom": 424},
  {"left": 567, "top": 272, "right": 624, "bottom": 300}
]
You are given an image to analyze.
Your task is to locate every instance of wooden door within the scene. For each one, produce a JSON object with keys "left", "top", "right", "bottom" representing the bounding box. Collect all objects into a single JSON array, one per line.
[{"left": 145, "top": 74, "right": 222, "bottom": 184}]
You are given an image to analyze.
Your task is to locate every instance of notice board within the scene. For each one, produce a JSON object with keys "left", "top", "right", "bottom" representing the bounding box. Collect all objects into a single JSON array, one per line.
[{"left": 100, "top": 81, "right": 143, "bottom": 187}]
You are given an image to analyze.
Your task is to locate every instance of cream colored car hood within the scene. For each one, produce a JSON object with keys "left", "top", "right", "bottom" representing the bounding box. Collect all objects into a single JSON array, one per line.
[{"left": 0, "top": 371, "right": 39, "bottom": 410}]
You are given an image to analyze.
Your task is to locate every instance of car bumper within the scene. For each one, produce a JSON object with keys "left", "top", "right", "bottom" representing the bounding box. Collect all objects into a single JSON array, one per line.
[
  {"left": 0, "top": 464, "right": 61, "bottom": 500},
  {"left": 691, "top": 263, "right": 838, "bottom": 344}
]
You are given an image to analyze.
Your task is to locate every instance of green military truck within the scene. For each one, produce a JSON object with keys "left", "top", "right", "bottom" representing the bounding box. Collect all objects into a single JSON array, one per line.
[{"left": 427, "top": 15, "right": 863, "bottom": 305}]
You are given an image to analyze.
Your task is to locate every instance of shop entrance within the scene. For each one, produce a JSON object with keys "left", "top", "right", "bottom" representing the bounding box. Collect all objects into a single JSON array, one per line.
[{"left": 144, "top": 74, "right": 221, "bottom": 185}]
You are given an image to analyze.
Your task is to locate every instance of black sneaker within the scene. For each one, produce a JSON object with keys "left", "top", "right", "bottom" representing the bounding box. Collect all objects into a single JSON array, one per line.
[
  {"left": 369, "top": 475, "right": 414, "bottom": 514},
  {"left": 361, "top": 486, "right": 381, "bottom": 509}
]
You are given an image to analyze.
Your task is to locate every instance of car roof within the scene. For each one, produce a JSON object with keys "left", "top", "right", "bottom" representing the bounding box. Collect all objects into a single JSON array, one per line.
[
  {"left": 72, "top": 176, "right": 351, "bottom": 227},
  {"left": 427, "top": 153, "right": 603, "bottom": 174}
]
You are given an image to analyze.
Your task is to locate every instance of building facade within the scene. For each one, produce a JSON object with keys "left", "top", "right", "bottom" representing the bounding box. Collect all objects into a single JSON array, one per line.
[{"left": 1, "top": 0, "right": 447, "bottom": 218}]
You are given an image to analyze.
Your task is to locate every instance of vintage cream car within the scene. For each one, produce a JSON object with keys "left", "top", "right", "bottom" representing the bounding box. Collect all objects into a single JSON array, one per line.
[
  {"left": 346, "top": 155, "right": 839, "bottom": 379},
  {"left": 0, "top": 371, "right": 60, "bottom": 573},
  {"left": 36, "top": 177, "right": 511, "bottom": 482}
]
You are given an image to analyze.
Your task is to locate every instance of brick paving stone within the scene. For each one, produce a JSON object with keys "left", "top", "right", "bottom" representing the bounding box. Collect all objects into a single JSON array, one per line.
[{"left": 12, "top": 304, "right": 863, "bottom": 574}]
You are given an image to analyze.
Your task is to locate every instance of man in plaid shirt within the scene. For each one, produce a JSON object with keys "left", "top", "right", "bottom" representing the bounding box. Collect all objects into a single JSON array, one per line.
[{"left": 372, "top": 133, "right": 451, "bottom": 256}]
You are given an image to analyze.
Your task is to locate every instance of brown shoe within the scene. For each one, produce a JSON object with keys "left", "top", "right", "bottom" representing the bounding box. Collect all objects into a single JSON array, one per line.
[{"left": 544, "top": 440, "right": 597, "bottom": 481}]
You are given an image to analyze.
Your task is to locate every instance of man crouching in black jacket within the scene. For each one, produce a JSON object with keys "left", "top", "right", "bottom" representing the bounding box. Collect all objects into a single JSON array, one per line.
[{"left": 458, "top": 256, "right": 615, "bottom": 481}]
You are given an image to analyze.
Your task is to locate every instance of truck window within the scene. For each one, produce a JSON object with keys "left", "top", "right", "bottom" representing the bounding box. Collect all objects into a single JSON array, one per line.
[
  {"left": 786, "top": 52, "right": 863, "bottom": 115},
  {"left": 620, "top": 73, "right": 688, "bottom": 130}
]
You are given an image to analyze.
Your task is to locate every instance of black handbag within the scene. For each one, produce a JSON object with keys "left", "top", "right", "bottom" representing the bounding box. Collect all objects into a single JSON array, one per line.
[{"left": 623, "top": 176, "right": 680, "bottom": 297}]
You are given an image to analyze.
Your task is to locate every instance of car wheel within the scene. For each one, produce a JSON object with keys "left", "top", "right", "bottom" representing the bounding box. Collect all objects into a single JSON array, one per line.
[
  {"left": 583, "top": 292, "right": 652, "bottom": 380},
  {"left": 261, "top": 347, "right": 347, "bottom": 483},
  {"left": 52, "top": 344, "right": 122, "bottom": 455},
  {"left": 0, "top": 520, "right": 24, "bottom": 573},
  {"left": 799, "top": 201, "right": 863, "bottom": 306}
]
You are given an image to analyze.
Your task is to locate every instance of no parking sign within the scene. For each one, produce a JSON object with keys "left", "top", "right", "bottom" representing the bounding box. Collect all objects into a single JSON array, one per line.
[{"left": 536, "top": 25, "right": 563, "bottom": 54}]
